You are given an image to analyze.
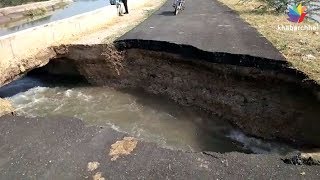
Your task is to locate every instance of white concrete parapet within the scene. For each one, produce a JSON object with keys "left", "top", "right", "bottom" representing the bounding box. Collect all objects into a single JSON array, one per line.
[
  {"left": 0, "top": 0, "right": 72, "bottom": 16},
  {"left": 0, "top": 0, "right": 146, "bottom": 86}
]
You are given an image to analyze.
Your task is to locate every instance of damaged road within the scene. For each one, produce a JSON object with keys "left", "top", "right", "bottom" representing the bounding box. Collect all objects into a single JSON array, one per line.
[
  {"left": 49, "top": 44, "right": 320, "bottom": 148},
  {"left": 118, "top": 0, "right": 285, "bottom": 61},
  {"left": 1, "top": 42, "right": 319, "bottom": 178},
  {"left": 0, "top": 115, "right": 319, "bottom": 179},
  {"left": 0, "top": 0, "right": 320, "bottom": 178}
]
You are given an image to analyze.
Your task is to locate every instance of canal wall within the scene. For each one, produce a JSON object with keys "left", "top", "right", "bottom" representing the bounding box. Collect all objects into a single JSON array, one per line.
[
  {"left": 0, "top": 0, "right": 72, "bottom": 24},
  {"left": 0, "top": 0, "right": 147, "bottom": 86}
]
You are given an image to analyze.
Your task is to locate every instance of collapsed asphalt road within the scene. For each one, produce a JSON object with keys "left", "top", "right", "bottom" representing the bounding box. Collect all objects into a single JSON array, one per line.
[
  {"left": 0, "top": 115, "right": 319, "bottom": 179},
  {"left": 0, "top": 0, "right": 319, "bottom": 179},
  {"left": 118, "top": 0, "right": 285, "bottom": 61}
]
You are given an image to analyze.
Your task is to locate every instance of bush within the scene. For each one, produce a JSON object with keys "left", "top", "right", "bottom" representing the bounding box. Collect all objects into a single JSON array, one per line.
[
  {"left": 245, "top": 0, "right": 320, "bottom": 21},
  {"left": 256, "top": 0, "right": 315, "bottom": 12}
]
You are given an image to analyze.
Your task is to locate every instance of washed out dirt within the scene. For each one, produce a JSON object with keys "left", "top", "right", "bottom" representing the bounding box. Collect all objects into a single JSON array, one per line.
[
  {"left": 109, "top": 137, "right": 138, "bottom": 161},
  {"left": 4, "top": 43, "right": 320, "bottom": 149},
  {"left": 0, "top": 98, "right": 14, "bottom": 116},
  {"left": 87, "top": 162, "right": 100, "bottom": 172},
  {"left": 93, "top": 172, "right": 105, "bottom": 180}
]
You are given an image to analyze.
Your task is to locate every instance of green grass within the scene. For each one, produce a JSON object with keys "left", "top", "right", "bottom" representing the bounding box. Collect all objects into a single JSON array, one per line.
[{"left": 218, "top": 0, "right": 320, "bottom": 83}]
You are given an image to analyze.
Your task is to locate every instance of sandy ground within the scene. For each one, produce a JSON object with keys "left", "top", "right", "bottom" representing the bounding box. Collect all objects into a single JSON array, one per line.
[{"left": 72, "top": 0, "right": 166, "bottom": 44}]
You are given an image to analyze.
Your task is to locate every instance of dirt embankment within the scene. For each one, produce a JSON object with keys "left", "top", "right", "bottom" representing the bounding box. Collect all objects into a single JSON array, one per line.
[{"left": 40, "top": 43, "right": 320, "bottom": 148}]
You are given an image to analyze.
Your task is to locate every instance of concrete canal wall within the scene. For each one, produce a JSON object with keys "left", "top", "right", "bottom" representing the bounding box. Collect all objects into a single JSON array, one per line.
[
  {"left": 0, "top": 0, "right": 72, "bottom": 24},
  {"left": 0, "top": 0, "right": 147, "bottom": 86}
]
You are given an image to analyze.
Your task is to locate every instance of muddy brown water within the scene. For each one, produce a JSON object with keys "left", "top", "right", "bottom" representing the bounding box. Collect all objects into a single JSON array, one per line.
[{"left": 0, "top": 75, "right": 294, "bottom": 154}]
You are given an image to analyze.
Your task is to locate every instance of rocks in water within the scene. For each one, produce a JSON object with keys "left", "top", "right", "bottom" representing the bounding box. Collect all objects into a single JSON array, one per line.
[
  {"left": 282, "top": 151, "right": 320, "bottom": 166},
  {"left": 282, "top": 152, "right": 303, "bottom": 165},
  {"left": 300, "top": 151, "right": 320, "bottom": 165}
]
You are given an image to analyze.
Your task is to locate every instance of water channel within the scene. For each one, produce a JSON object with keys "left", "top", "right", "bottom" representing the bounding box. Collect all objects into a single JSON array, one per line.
[
  {"left": 0, "top": 74, "right": 294, "bottom": 154},
  {"left": 0, "top": 0, "right": 109, "bottom": 36}
]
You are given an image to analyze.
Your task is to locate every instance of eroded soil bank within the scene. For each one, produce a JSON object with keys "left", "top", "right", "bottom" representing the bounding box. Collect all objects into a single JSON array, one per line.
[{"left": 25, "top": 43, "right": 318, "bottom": 149}]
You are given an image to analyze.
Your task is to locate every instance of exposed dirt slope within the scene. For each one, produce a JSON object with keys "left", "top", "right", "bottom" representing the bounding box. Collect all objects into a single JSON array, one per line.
[{"left": 50, "top": 44, "right": 320, "bottom": 147}]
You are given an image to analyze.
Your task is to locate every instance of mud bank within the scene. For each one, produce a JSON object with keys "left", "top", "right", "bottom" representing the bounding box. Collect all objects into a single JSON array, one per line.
[{"left": 11, "top": 43, "right": 310, "bottom": 148}]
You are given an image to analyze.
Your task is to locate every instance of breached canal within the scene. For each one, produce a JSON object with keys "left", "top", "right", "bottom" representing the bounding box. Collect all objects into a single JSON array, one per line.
[
  {"left": 0, "top": 74, "right": 293, "bottom": 154},
  {"left": 1, "top": 42, "right": 320, "bottom": 153},
  {"left": 1, "top": 42, "right": 320, "bottom": 179}
]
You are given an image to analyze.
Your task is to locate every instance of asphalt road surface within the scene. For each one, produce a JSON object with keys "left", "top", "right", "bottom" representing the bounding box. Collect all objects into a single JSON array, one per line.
[
  {"left": 119, "top": 0, "right": 285, "bottom": 61},
  {"left": 1, "top": 1, "right": 319, "bottom": 179},
  {"left": 0, "top": 115, "right": 319, "bottom": 179}
]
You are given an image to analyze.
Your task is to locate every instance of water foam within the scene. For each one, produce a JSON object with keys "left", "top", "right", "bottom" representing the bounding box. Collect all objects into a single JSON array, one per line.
[
  {"left": 228, "top": 130, "right": 293, "bottom": 154},
  {"left": 1, "top": 76, "right": 295, "bottom": 154}
]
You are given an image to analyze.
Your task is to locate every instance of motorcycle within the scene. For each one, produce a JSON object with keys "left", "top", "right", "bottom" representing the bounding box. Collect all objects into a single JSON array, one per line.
[{"left": 173, "top": 0, "right": 185, "bottom": 15}]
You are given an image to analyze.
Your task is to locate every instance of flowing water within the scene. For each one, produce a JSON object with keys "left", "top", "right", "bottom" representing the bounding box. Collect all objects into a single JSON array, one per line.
[{"left": 0, "top": 75, "right": 294, "bottom": 154}]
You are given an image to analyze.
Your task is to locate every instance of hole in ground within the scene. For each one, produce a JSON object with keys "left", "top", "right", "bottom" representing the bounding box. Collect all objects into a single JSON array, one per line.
[
  {"left": 1, "top": 49, "right": 309, "bottom": 154},
  {"left": 0, "top": 73, "right": 295, "bottom": 154},
  {"left": 2, "top": 43, "right": 320, "bottom": 154}
]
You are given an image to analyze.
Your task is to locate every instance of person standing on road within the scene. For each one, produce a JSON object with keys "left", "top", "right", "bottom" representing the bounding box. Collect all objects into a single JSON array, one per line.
[{"left": 122, "top": 0, "right": 129, "bottom": 14}]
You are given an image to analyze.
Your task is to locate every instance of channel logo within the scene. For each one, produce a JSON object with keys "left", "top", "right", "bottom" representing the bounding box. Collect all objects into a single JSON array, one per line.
[{"left": 288, "top": 3, "right": 307, "bottom": 23}]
